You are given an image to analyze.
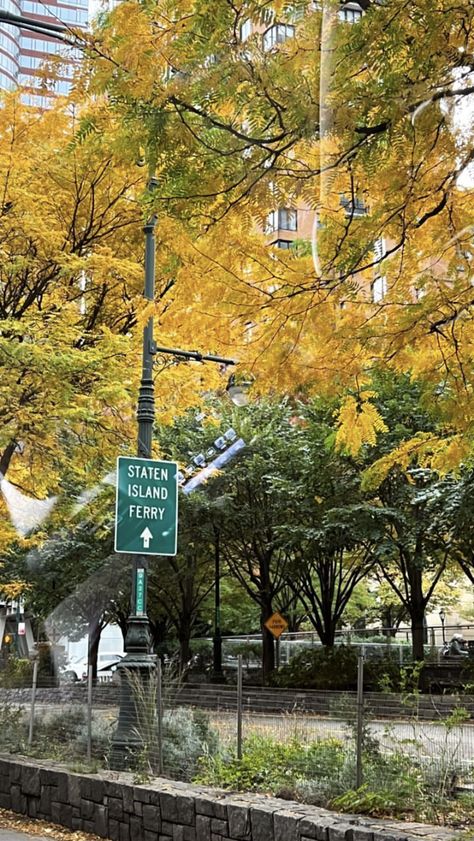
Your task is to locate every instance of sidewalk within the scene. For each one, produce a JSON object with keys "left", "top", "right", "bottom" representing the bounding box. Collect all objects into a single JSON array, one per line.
[{"left": 0, "top": 833, "right": 51, "bottom": 840}]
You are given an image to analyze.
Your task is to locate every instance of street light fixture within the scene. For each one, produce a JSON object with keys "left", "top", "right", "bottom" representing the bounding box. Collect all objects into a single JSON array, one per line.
[
  {"left": 439, "top": 608, "right": 446, "bottom": 644},
  {"left": 108, "top": 179, "right": 159, "bottom": 769},
  {"left": 226, "top": 372, "right": 255, "bottom": 407},
  {"left": 110, "top": 188, "right": 238, "bottom": 769}
]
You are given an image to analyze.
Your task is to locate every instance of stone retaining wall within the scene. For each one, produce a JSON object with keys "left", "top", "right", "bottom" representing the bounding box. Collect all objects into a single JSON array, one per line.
[
  {"left": 0, "top": 755, "right": 463, "bottom": 841},
  {"left": 0, "top": 686, "right": 88, "bottom": 705},
  {"left": 2, "top": 685, "right": 474, "bottom": 721}
]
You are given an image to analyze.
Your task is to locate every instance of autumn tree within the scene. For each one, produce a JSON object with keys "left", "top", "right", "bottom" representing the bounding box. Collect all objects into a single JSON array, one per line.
[
  {"left": 0, "top": 93, "right": 142, "bottom": 555},
  {"left": 433, "top": 471, "right": 474, "bottom": 593},
  {"left": 0, "top": 88, "right": 239, "bottom": 563},
  {"left": 72, "top": 0, "right": 474, "bottom": 469},
  {"left": 357, "top": 373, "right": 460, "bottom": 659},
  {"left": 147, "top": 492, "right": 216, "bottom": 669}
]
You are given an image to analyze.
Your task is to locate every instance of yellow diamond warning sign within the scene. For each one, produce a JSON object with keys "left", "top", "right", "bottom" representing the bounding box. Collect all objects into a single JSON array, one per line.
[{"left": 264, "top": 612, "right": 288, "bottom": 639}]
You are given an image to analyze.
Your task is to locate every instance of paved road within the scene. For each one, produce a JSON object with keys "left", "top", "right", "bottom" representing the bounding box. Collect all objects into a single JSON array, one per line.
[
  {"left": 31, "top": 701, "right": 474, "bottom": 765},
  {"left": 212, "top": 711, "right": 474, "bottom": 766}
]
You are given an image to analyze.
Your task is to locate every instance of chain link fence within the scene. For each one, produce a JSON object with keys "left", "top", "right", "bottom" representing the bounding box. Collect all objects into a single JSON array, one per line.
[
  {"left": 0, "top": 654, "right": 474, "bottom": 818},
  {"left": 1, "top": 655, "right": 474, "bottom": 819}
]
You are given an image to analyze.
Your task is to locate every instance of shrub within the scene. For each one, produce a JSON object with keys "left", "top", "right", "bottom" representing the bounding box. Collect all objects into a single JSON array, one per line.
[
  {"left": 271, "top": 646, "right": 405, "bottom": 691},
  {"left": 195, "top": 734, "right": 346, "bottom": 793},
  {"left": 162, "top": 707, "right": 219, "bottom": 781},
  {"left": 189, "top": 639, "right": 213, "bottom": 672},
  {"left": 195, "top": 731, "right": 444, "bottom": 820},
  {"left": 0, "top": 658, "right": 33, "bottom": 688},
  {"left": 229, "top": 642, "right": 262, "bottom": 662},
  {"left": 0, "top": 701, "right": 27, "bottom": 751},
  {"left": 74, "top": 712, "right": 115, "bottom": 759},
  {"left": 271, "top": 646, "right": 359, "bottom": 690},
  {"left": 191, "top": 708, "right": 220, "bottom": 756},
  {"left": 34, "top": 706, "right": 87, "bottom": 744}
]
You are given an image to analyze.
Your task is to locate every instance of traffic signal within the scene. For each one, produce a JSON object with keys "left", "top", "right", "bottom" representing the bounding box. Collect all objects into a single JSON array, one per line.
[{"left": 3, "top": 633, "right": 13, "bottom": 645}]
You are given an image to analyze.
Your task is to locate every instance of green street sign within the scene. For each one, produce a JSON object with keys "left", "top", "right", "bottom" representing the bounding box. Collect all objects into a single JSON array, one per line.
[
  {"left": 115, "top": 456, "right": 178, "bottom": 555},
  {"left": 135, "top": 568, "right": 145, "bottom": 615}
]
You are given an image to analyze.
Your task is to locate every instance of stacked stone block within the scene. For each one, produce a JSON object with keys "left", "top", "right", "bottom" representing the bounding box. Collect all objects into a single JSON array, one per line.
[{"left": 0, "top": 756, "right": 462, "bottom": 841}]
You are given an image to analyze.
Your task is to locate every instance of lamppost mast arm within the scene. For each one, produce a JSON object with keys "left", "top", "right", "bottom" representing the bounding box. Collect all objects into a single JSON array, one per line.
[
  {"left": 152, "top": 345, "right": 236, "bottom": 366},
  {"left": 0, "top": 9, "right": 79, "bottom": 44}
]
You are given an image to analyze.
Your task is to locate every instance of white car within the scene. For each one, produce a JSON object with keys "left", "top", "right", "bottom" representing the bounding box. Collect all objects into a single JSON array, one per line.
[{"left": 61, "top": 653, "right": 123, "bottom": 682}]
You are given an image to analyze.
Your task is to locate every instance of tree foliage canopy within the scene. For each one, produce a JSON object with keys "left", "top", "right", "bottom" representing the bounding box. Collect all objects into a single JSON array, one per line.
[{"left": 73, "top": 0, "right": 474, "bottom": 468}]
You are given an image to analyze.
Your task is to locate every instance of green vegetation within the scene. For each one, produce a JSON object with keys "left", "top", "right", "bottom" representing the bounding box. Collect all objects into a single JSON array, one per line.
[
  {"left": 196, "top": 731, "right": 473, "bottom": 824},
  {"left": 271, "top": 646, "right": 404, "bottom": 692}
]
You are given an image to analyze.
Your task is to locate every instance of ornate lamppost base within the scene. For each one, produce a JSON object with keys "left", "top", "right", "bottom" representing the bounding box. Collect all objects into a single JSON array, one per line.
[{"left": 109, "top": 616, "right": 156, "bottom": 771}]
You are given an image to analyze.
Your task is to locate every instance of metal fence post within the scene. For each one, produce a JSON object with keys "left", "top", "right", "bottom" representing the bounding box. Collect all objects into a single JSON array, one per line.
[
  {"left": 87, "top": 665, "right": 93, "bottom": 762},
  {"left": 356, "top": 652, "right": 364, "bottom": 788},
  {"left": 237, "top": 654, "right": 243, "bottom": 760},
  {"left": 156, "top": 658, "right": 163, "bottom": 775},
  {"left": 28, "top": 659, "right": 38, "bottom": 747}
]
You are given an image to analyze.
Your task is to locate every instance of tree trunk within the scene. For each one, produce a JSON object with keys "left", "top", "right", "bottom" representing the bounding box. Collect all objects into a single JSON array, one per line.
[
  {"left": 320, "top": 605, "right": 337, "bottom": 647},
  {"left": 150, "top": 618, "right": 168, "bottom": 652},
  {"left": 409, "top": 564, "right": 426, "bottom": 661},
  {"left": 87, "top": 617, "right": 102, "bottom": 681},
  {"left": 261, "top": 606, "right": 275, "bottom": 684},
  {"left": 0, "top": 441, "right": 16, "bottom": 477},
  {"left": 411, "top": 611, "right": 426, "bottom": 661},
  {"left": 381, "top": 606, "right": 398, "bottom": 637},
  {"left": 178, "top": 619, "right": 192, "bottom": 673}
]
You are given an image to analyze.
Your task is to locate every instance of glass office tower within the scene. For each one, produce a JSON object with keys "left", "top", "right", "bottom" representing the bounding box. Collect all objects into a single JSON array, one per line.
[{"left": 0, "top": 0, "right": 88, "bottom": 103}]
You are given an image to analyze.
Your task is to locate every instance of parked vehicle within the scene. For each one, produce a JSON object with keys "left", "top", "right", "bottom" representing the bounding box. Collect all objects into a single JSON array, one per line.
[{"left": 61, "top": 652, "right": 123, "bottom": 682}]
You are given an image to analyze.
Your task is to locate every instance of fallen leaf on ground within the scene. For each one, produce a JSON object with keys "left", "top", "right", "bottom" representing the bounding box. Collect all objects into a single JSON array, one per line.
[{"left": 0, "top": 809, "right": 102, "bottom": 840}]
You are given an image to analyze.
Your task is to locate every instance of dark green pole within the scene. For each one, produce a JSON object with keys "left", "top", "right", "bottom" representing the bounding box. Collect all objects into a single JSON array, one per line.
[
  {"left": 109, "top": 180, "right": 158, "bottom": 769},
  {"left": 212, "top": 526, "right": 223, "bottom": 681}
]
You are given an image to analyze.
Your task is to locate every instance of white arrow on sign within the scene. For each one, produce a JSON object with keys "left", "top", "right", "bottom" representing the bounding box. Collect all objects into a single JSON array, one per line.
[{"left": 140, "top": 527, "right": 153, "bottom": 549}]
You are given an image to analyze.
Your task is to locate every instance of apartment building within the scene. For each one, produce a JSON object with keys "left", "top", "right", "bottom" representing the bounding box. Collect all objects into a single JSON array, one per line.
[
  {"left": 0, "top": 0, "right": 383, "bottom": 295},
  {"left": 0, "top": 0, "right": 88, "bottom": 105},
  {"left": 239, "top": 1, "right": 387, "bottom": 300}
]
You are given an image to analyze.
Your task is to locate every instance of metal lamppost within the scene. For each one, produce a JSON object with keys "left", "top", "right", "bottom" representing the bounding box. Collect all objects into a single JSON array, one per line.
[
  {"left": 439, "top": 608, "right": 446, "bottom": 644},
  {"left": 109, "top": 193, "right": 238, "bottom": 767},
  {"left": 108, "top": 183, "right": 159, "bottom": 769}
]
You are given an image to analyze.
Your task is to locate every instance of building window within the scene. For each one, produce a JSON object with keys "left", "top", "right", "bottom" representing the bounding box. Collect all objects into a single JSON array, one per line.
[
  {"left": 286, "top": 3, "right": 306, "bottom": 21},
  {"left": 373, "top": 237, "right": 386, "bottom": 262},
  {"left": 266, "top": 208, "right": 297, "bottom": 232},
  {"left": 340, "top": 195, "right": 367, "bottom": 217},
  {"left": 0, "top": 70, "right": 15, "bottom": 89},
  {"left": 0, "top": 52, "right": 18, "bottom": 76},
  {"left": 338, "top": 3, "right": 363, "bottom": 22},
  {"left": 21, "top": 91, "right": 53, "bottom": 108},
  {"left": 279, "top": 208, "right": 297, "bottom": 230},
  {"left": 240, "top": 19, "right": 252, "bottom": 41},
  {"left": 22, "top": 1, "right": 88, "bottom": 23},
  {"left": 372, "top": 275, "right": 387, "bottom": 303},
  {"left": 263, "top": 23, "right": 295, "bottom": 51},
  {"left": 273, "top": 240, "right": 293, "bottom": 249}
]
